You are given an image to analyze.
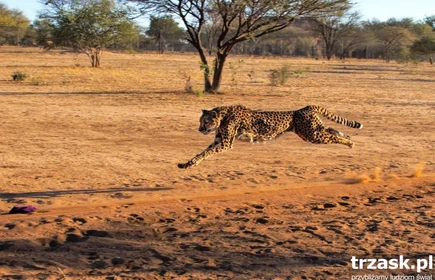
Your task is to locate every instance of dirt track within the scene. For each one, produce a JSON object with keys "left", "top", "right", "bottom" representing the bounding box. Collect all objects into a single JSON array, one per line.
[{"left": 0, "top": 49, "right": 434, "bottom": 279}]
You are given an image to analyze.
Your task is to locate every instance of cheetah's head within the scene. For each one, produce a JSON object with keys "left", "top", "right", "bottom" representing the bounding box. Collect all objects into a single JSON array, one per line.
[{"left": 199, "top": 109, "right": 220, "bottom": 134}]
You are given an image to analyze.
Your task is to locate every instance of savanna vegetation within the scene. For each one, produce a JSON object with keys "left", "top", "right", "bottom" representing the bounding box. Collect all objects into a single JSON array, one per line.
[{"left": 1, "top": 0, "right": 435, "bottom": 91}]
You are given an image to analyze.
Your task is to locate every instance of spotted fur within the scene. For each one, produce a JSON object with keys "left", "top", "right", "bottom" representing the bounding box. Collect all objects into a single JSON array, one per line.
[{"left": 178, "top": 105, "right": 363, "bottom": 169}]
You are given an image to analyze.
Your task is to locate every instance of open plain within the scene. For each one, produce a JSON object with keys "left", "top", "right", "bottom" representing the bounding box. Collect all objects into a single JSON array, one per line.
[{"left": 0, "top": 46, "right": 434, "bottom": 279}]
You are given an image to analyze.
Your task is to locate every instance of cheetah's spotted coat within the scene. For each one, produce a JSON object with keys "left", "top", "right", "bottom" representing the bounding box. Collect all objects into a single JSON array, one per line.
[{"left": 178, "top": 105, "right": 363, "bottom": 169}]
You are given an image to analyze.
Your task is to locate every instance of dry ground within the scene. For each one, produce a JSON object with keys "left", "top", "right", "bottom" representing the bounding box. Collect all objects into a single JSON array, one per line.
[{"left": 0, "top": 46, "right": 434, "bottom": 279}]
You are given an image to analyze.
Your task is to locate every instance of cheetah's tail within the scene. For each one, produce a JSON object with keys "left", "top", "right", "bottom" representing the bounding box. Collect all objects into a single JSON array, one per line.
[{"left": 310, "top": 105, "right": 363, "bottom": 129}]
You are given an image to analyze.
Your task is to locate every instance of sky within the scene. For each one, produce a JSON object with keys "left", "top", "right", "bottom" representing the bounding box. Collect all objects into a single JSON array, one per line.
[{"left": 1, "top": 0, "right": 434, "bottom": 24}]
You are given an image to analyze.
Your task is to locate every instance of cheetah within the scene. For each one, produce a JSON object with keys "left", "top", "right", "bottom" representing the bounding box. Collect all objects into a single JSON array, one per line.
[{"left": 178, "top": 105, "right": 363, "bottom": 169}]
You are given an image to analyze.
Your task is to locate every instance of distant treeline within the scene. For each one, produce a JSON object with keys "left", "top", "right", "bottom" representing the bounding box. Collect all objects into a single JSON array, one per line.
[{"left": 1, "top": 1, "right": 434, "bottom": 64}]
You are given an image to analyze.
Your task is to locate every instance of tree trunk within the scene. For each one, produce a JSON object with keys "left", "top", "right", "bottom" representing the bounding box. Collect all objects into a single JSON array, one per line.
[
  {"left": 90, "top": 54, "right": 95, "bottom": 67},
  {"left": 384, "top": 45, "right": 391, "bottom": 63},
  {"left": 325, "top": 40, "right": 335, "bottom": 60},
  {"left": 95, "top": 50, "right": 101, "bottom": 67},
  {"left": 158, "top": 32, "right": 164, "bottom": 54},
  {"left": 199, "top": 60, "right": 212, "bottom": 92},
  {"left": 202, "top": 64, "right": 213, "bottom": 92},
  {"left": 209, "top": 53, "right": 227, "bottom": 93},
  {"left": 385, "top": 53, "right": 391, "bottom": 63},
  {"left": 195, "top": 45, "right": 213, "bottom": 92},
  {"left": 87, "top": 48, "right": 102, "bottom": 67}
]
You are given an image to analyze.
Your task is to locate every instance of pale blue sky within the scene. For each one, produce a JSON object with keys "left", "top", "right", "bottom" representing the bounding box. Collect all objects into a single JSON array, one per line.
[{"left": 1, "top": 0, "right": 434, "bottom": 23}]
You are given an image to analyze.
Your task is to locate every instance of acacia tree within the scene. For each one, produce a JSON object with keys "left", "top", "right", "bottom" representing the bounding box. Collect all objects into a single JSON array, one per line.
[
  {"left": 0, "top": 3, "right": 30, "bottom": 45},
  {"left": 131, "top": 0, "right": 349, "bottom": 93},
  {"left": 375, "top": 26, "right": 414, "bottom": 62},
  {"left": 411, "top": 35, "right": 435, "bottom": 64},
  {"left": 41, "top": 0, "right": 140, "bottom": 67}
]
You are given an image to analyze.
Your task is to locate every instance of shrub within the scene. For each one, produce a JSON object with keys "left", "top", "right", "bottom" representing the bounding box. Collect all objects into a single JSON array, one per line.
[
  {"left": 269, "top": 69, "right": 281, "bottom": 86},
  {"left": 184, "top": 76, "right": 193, "bottom": 93},
  {"left": 269, "top": 64, "right": 291, "bottom": 86},
  {"left": 12, "top": 71, "right": 28, "bottom": 81},
  {"left": 228, "top": 59, "right": 244, "bottom": 88},
  {"left": 395, "top": 46, "right": 412, "bottom": 64}
]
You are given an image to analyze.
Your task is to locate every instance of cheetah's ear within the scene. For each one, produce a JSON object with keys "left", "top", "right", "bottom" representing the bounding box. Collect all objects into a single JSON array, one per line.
[{"left": 202, "top": 109, "right": 208, "bottom": 114}]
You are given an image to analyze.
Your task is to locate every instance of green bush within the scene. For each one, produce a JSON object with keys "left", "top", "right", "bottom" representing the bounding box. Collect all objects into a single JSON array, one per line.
[
  {"left": 395, "top": 46, "right": 411, "bottom": 64},
  {"left": 12, "top": 71, "right": 28, "bottom": 81}
]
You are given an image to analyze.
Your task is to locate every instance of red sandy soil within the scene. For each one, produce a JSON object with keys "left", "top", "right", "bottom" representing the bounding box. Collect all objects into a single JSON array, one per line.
[{"left": 0, "top": 49, "right": 434, "bottom": 279}]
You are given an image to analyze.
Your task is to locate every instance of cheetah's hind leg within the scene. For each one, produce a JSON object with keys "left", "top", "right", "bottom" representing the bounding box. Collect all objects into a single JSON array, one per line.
[
  {"left": 325, "top": 128, "right": 354, "bottom": 148},
  {"left": 325, "top": 127, "right": 351, "bottom": 140},
  {"left": 306, "top": 128, "right": 355, "bottom": 148}
]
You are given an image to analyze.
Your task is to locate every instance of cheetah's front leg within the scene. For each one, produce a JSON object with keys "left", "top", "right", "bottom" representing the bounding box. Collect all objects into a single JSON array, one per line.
[{"left": 178, "top": 137, "right": 234, "bottom": 169}]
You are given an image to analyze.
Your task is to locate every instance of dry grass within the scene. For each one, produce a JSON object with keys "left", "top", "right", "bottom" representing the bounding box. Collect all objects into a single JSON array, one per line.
[{"left": 3, "top": 45, "right": 434, "bottom": 96}]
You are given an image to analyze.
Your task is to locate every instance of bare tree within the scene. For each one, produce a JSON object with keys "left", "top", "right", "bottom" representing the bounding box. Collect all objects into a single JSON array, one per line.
[
  {"left": 310, "top": 10, "right": 360, "bottom": 60},
  {"left": 130, "top": 0, "right": 350, "bottom": 93},
  {"left": 336, "top": 25, "right": 366, "bottom": 59}
]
